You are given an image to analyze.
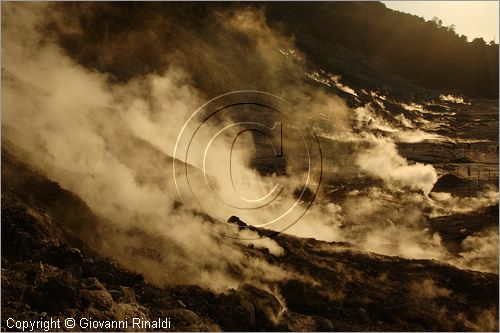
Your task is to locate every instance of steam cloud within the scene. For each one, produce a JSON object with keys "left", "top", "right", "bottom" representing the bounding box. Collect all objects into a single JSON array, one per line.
[{"left": 2, "top": 2, "right": 498, "bottom": 294}]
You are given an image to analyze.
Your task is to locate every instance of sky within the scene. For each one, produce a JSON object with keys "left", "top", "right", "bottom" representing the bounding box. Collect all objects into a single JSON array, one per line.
[{"left": 383, "top": 1, "right": 499, "bottom": 43}]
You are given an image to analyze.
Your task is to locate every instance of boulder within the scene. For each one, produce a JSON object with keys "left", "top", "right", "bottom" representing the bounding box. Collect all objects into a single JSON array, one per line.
[
  {"left": 80, "top": 289, "right": 114, "bottom": 310},
  {"left": 164, "top": 308, "right": 220, "bottom": 331},
  {"left": 227, "top": 216, "right": 247, "bottom": 229},
  {"left": 239, "top": 283, "right": 283, "bottom": 329},
  {"left": 120, "top": 286, "right": 136, "bottom": 303},
  {"left": 214, "top": 290, "right": 256, "bottom": 331},
  {"left": 46, "top": 246, "right": 83, "bottom": 269},
  {"left": 81, "top": 277, "right": 105, "bottom": 290},
  {"left": 110, "top": 302, "right": 149, "bottom": 323},
  {"left": 109, "top": 289, "right": 123, "bottom": 302},
  {"left": 44, "top": 271, "right": 78, "bottom": 301}
]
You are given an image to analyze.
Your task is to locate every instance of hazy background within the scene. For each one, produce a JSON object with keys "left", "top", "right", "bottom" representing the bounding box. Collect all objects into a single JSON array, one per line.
[{"left": 383, "top": 1, "right": 499, "bottom": 42}]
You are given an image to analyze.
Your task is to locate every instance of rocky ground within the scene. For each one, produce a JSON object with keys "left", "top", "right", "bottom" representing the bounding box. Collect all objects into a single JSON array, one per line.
[{"left": 2, "top": 147, "right": 498, "bottom": 331}]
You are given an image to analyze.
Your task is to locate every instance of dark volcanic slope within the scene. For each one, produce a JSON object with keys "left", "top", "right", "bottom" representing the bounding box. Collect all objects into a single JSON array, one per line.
[
  {"left": 430, "top": 204, "right": 499, "bottom": 254},
  {"left": 47, "top": 2, "right": 499, "bottom": 98},
  {"left": 2, "top": 148, "right": 498, "bottom": 331}
]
